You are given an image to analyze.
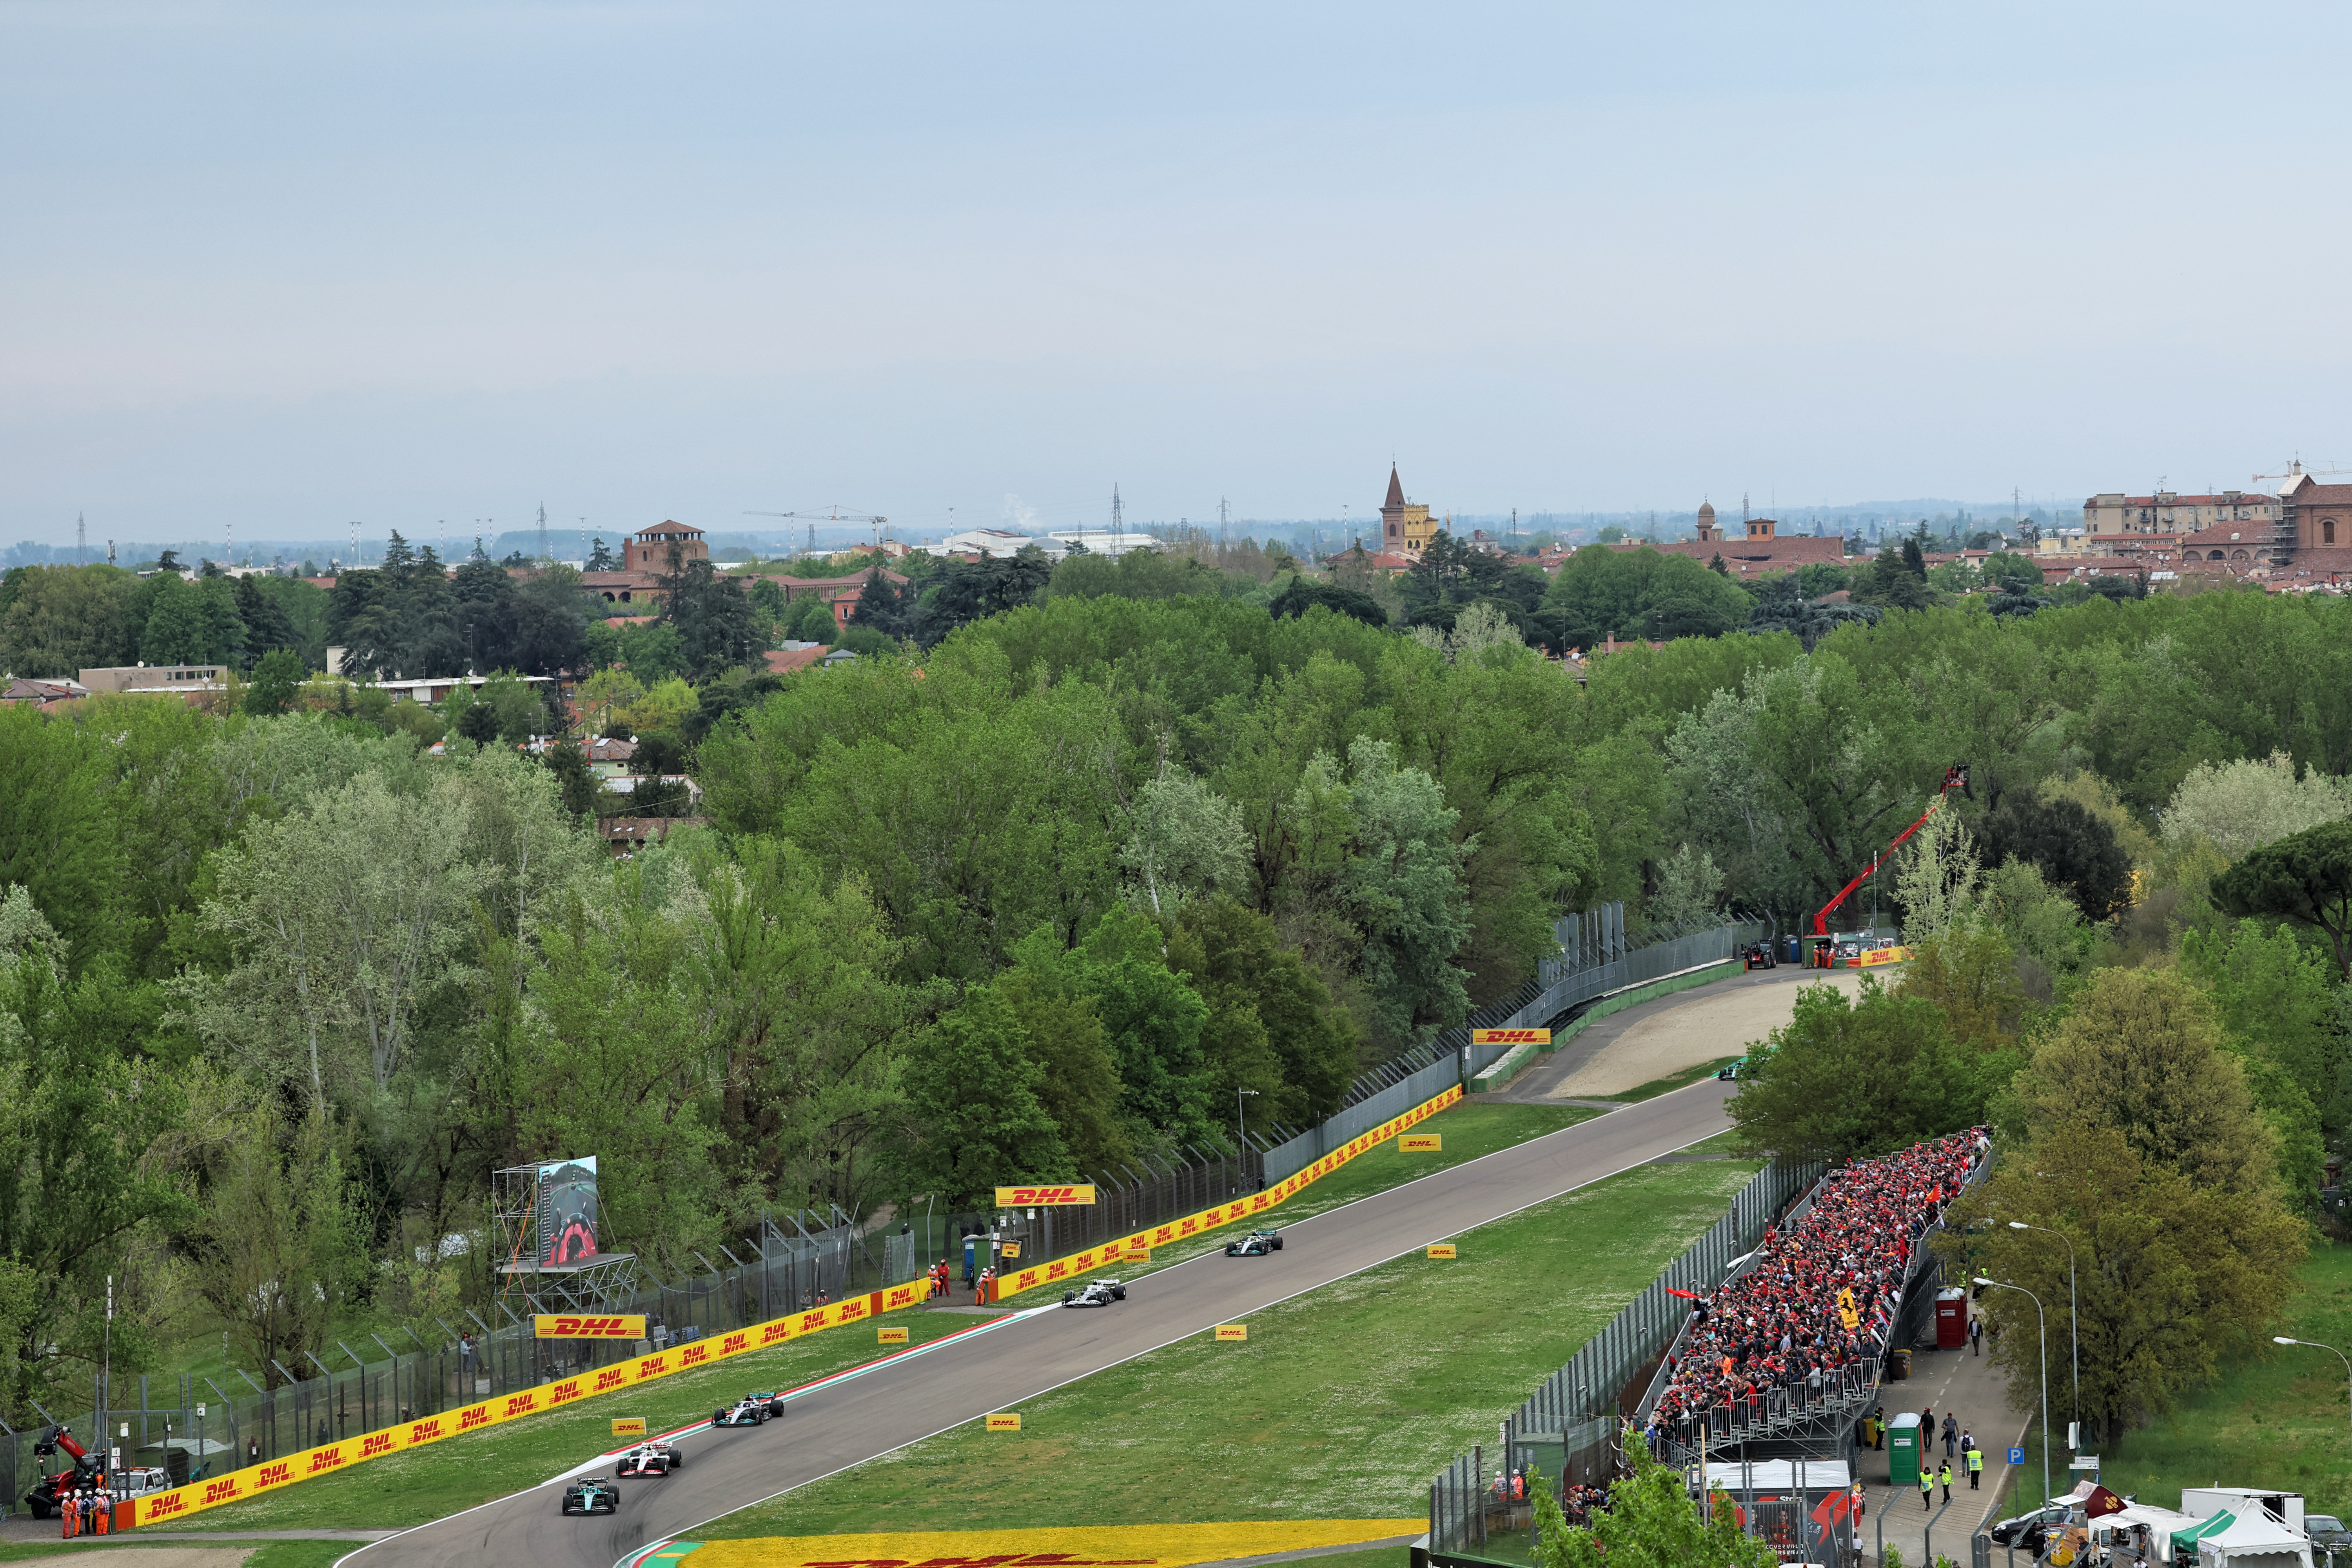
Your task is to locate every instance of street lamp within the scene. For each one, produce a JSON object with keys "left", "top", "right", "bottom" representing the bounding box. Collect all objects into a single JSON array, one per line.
[
  {"left": 1978, "top": 1276, "right": 2049, "bottom": 1507},
  {"left": 2009, "top": 1221, "right": 2079, "bottom": 1442},
  {"left": 2274, "top": 1337, "right": 2352, "bottom": 1457}
]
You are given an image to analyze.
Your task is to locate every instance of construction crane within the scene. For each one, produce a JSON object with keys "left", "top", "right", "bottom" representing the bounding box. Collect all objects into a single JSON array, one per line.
[
  {"left": 1807, "top": 764, "right": 1970, "bottom": 966},
  {"left": 743, "top": 507, "right": 890, "bottom": 557}
]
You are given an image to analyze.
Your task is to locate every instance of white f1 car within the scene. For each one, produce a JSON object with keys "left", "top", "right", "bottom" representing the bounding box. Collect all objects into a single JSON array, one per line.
[
  {"left": 1060, "top": 1278, "right": 1127, "bottom": 1307},
  {"left": 615, "top": 1441, "right": 682, "bottom": 1476}
]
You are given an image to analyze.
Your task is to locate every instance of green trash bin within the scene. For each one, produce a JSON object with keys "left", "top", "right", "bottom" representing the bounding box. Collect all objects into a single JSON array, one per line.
[{"left": 1887, "top": 1412, "right": 1923, "bottom": 1488}]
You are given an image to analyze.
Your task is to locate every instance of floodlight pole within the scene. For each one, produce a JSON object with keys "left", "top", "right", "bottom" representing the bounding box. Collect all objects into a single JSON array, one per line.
[
  {"left": 1237, "top": 1090, "right": 1259, "bottom": 1190},
  {"left": 2274, "top": 1337, "right": 2352, "bottom": 1458},
  {"left": 2009, "top": 1221, "right": 2078, "bottom": 1442},
  {"left": 1978, "top": 1277, "right": 2048, "bottom": 1506}
]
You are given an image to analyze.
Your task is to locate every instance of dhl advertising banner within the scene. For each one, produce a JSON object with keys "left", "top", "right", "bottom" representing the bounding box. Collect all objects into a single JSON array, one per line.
[
  {"left": 535, "top": 1312, "right": 646, "bottom": 1339},
  {"left": 127, "top": 1279, "right": 929, "bottom": 1530},
  {"left": 991, "top": 1083, "right": 1463, "bottom": 1302},
  {"left": 132, "top": 1082, "right": 1470, "bottom": 1530}
]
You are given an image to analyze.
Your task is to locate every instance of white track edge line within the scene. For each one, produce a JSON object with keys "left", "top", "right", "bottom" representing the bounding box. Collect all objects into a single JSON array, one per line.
[{"left": 608, "top": 1095, "right": 1738, "bottom": 1568}]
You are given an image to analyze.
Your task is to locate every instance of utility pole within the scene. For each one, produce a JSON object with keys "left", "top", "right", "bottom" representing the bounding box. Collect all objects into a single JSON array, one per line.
[
  {"left": 76, "top": 513, "right": 86, "bottom": 565},
  {"left": 537, "top": 505, "right": 549, "bottom": 563}
]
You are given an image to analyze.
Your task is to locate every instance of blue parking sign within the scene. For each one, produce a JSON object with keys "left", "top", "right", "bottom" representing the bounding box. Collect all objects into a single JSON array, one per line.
[{"left": 2008, "top": 1446, "right": 2025, "bottom": 1465}]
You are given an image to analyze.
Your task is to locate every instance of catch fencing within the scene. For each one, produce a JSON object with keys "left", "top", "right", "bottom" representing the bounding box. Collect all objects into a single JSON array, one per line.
[
  {"left": 3, "top": 1206, "right": 889, "bottom": 1511},
  {"left": 1263, "top": 906, "right": 1765, "bottom": 1182},
  {"left": 1426, "top": 1157, "right": 1820, "bottom": 1563}
]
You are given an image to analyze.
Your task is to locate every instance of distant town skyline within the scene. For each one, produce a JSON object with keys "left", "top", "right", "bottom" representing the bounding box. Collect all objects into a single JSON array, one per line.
[{"left": 7, "top": 4, "right": 2346, "bottom": 543}]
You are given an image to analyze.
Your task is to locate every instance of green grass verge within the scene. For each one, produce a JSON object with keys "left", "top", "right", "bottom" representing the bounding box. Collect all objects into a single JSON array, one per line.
[
  {"left": 136, "top": 1308, "right": 1007, "bottom": 1534},
  {"left": 697, "top": 1157, "right": 1766, "bottom": 1539},
  {"left": 2053, "top": 1240, "right": 2352, "bottom": 1518},
  {"left": 1599, "top": 1057, "right": 1742, "bottom": 1104},
  {"left": 138, "top": 1100, "right": 1599, "bottom": 1535},
  {"left": 0, "top": 1543, "right": 353, "bottom": 1566}
]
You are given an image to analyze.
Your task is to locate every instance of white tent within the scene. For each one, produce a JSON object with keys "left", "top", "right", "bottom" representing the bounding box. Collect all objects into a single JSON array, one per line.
[{"left": 2196, "top": 1507, "right": 2312, "bottom": 1568}]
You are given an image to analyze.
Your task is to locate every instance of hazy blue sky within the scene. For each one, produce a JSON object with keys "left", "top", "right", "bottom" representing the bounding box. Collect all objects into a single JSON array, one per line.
[{"left": 5, "top": 2, "right": 2344, "bottom": 545}]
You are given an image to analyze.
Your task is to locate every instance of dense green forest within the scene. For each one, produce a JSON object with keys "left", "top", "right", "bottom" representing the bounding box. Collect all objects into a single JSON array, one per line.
[{"left": 2, "top": 538, "right": 2350, "bottom": 1442}]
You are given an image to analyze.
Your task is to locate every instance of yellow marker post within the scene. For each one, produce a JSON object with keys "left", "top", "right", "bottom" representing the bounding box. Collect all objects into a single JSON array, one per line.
[
  {"left": 986, "top": 1413, "right": 1022, "bottom": 1432},
  {"left": 878, "top": 1326, "right": 909, "bottom": 1345},
  {"left": 611, "top": 1417, "right": 646, "bottom": 1438},
  {"left": 1400, "top": 1134, "right": 1442, "bottom": 1152},
  {"left": 1426, "top": 1243, "right": 1458, "bottom": 1259},
  {"left": 1215, "top": 1324, "right": 1248, "bottom": 1342}
]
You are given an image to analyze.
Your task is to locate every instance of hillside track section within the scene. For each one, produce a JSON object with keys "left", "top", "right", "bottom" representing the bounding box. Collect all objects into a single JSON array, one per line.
[{"left": 345, "top": 1080, "right": 1738, "bottom": 1568}]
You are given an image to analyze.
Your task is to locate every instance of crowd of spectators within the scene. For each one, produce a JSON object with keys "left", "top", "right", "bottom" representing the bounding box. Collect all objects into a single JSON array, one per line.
[{"left": 1643, "top": 1129, "right": 1988, "bottom": 1449}]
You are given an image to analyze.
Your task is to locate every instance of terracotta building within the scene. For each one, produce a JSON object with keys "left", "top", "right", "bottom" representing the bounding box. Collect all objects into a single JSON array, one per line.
[
  {"left": 1612, "top": 504, "right": 1847, "bottom": 579},
  {"left": 582, "top": 522, "right": 710, "bottom": 605},
  {"left": 1379, "top": 466, "right": 1437, "bottom": 555}
]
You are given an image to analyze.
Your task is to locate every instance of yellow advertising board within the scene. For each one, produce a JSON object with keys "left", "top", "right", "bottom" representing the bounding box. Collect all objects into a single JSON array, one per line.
[
  {"left": 1400, "top": 1134, "right": 1442, "bottom": 1152},
  {"left": 127, "top": 1278, "right": 929, "bottom": 1531},
  {"left": 533, "top": 1313, "right": 646, "bottom": 1339},
  {"left": 610, "top": 1417, "right": 646, "bottom": 1437},
  {"left": 993, "top": 1184, "right": 1096, "bottom": 1207},
  {"left": 125, "top": 1078, "right": 1467, "bottom": 1536},
  {"left": 987, "top": 1083, "right": 1463, "bottom": 1306},
  {"left": 985, "top": 1413, "right": 1022, "bottom": 1432},
  {"left": 1470, "top": 1028, "right": 1550, "bottom": 1046},
  {"left": 877, "top": 1326, "right": 909, "bottom": 1345},
  {"left": 1854, "top": 946, "right": 1913, "bottom": 967},
  {"left": 1000, "top": 1241, "right": 1020, "bottom": 1259},
  {"left": 1426, "top": 1243, "right": 1458, "bottom": 1259}
]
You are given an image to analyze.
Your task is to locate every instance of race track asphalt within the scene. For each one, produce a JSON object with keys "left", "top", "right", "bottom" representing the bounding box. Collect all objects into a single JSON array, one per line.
[{"left": 347, "top": 1079, "right": 1739, "bottom": 1568}]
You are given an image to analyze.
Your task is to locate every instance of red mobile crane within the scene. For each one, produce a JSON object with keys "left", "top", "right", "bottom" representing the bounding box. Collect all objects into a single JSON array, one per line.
[
  {"left": 1807, "top": 765, "right": 1969, "bottom": 967},
  {"left": 25, "top": 1423, "right": 105, "bottom": 1521}
]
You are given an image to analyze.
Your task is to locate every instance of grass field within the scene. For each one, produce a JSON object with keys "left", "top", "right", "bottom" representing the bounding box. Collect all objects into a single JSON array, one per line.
[
  {"left": 695, "top": 1156, "right": 1765, "bottom": 1540},
  {"left": 1599, "top": 1056, "right": 1742, "bottom": 1103},
  {"left": 2054, "top": 1240, "right": 2352, "bottom": 1518},
  {"left": 139, "top": 1099, "right": 1608, "bottom": 1535}
]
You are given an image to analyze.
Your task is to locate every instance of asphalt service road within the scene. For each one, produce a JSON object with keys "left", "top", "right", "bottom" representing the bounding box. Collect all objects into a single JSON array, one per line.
[{"left": 347, "top": 1079, "right": 1739, "bottom": 1568}]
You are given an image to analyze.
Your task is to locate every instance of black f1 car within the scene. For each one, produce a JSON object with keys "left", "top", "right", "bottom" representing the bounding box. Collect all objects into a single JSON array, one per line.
[
  {"left": 1225, "top": 1229, "right": 1282, "bottom": 1256},
  {"left": 615, "top": 1442, "right": 681, "bottom": 1476},
  {"left": 744, "top": 1390, "right": 787, "bottom": 1417},
  {"left": 562, "top": 1477, "right": 621, "bottom": 1515},
  {"left": 712, "top": 1397, "right": 768, "bottom": 1427},
  {"left": 1060, "top": 1278, "right": 1127, "bottom": 1307}
]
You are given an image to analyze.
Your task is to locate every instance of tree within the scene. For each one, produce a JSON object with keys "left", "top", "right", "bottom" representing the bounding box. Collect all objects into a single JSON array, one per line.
[
  {"left": 187, "top": 773, "right": 490, "bottom": 1113},
  {"left": 244, "top": 648, "right": 305, "bottom": 717},
  {"left": 1074, "top": 903, "right": 1213, "bottom": 1140},
  {"left": 1341, "top": 738, "right": 1473, "bottom": 1045},
  {"left": 2213, "top": 818, "right": 2352, "bottom": 977},
  {"left": 1120, "top": 769, "right": 1250, "bottom": 916},
  {"left": 1531, "top": 1425, "right": 1777, "bottom": 1568},
  {"left": 1976, "top": 795, "right": 2132, "bottom": 922},
  {"left": 586, "top": 537, "right": 619, "bottom": 571},
  {"left": 2164, "top": 750, "right": 2352, "bottom": 862},
  {"left": 0, "top": 706, "right": 120, "bottom": 966},
  {"left": 1728, "top": 977, "right": 1989, "bottom": 1160},
  {"left": 1266, "top": 577, "right": 1388, "bottom": 628},
  {"left": 0, "top": 565, "right": 139, "bottom": 677},
  {"left": 1167, "top": 895, "right": 1357, "bottom": 1129},
  {"left": 1853, "top": 538, "right": 1932, "bottom": 612},
  {"left": 1939, "top": 1120, "right": 2303, "bottom": 1446},
  {"left": 1892, "top": 803, "right": 1981, "bottom": 942},
  {"left": 1544, "top": 545, "right": 1749, "bottom": 648},
  {"left": 1648, "top": 843, "right": 1722, "bottom": 927},
  {"left": 920, "top": 549, "right": 1054, "bottom": 643},
  {"left": 185, "top": 1105, "right": 365, "bottom": 1389},
  {"left": 233, "top": 574, "right": 301, "bottom": 666},
  {"left": 898, "top": 987, "right": 1071, "bottom": 1210},
  {"left": 2011, "top": 967, "right": 2278, "bottom": 1199},
  {"left": 1892, "top": 926, "right": 2024, "bottom": 1051},
  {"left": 991, "top": 928, "right": 1132, "bottom": 1175},
  {"left": 659, "top": 559, "right": 763, "bottom": 676}
]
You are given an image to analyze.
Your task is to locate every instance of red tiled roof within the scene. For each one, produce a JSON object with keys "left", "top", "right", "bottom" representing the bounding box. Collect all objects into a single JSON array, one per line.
[{"left": 763, "top": 646, "right": 829, "bottom": 675}]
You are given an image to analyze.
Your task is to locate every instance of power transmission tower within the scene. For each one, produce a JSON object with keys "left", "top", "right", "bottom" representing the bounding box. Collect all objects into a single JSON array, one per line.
[
  {"left": 537, "top": 504, "right": 549, "bottom": 563},
  {"left": 1111, "top": 485, "right": 1123, "bottom": 531},
  {"left": 76, "top": 513, "right": 85, "bottom": 565}
]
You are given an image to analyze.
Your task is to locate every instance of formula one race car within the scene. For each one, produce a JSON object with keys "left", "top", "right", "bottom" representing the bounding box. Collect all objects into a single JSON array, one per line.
[
  {"left": 1060, "top": 1278, "right": 1127, "bottom": 1307},
  {"left": 562, "top": 1477, "right": 622, "bottom": 1515},
  {"left": 1225, "top": 1229, "right": 1282, "bottom": 1257},
  {"left": 744, "top": 1389, "right": 788, "bottom": 1417},
  {"left": 712, "top": 1397, "right": 769, "bottom": 1427},
  {"left": 615, "top": 1442, "right": 681, "bottom": 1477}
]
